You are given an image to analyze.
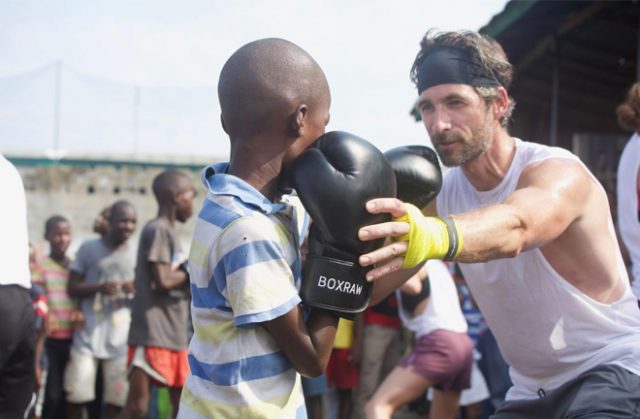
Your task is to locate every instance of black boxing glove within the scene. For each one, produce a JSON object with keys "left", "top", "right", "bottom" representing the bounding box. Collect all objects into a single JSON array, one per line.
[
  {"left": 292, "top": 131, "right": 396, "bottom": 317},
  {"left": 384, "top": 145, "right": 442, "bottom": 208},
  {"left": 384, "top": 145, "right": 459, "bottom": 269}
]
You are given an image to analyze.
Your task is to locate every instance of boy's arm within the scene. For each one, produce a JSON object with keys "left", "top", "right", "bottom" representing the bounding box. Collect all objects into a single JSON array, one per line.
[
  {"left": 262, "top": 307, "right": 338, "bottom": 378},
  {"left": 221, "top": 216, "right": 338, "bottom": 378},
  {"left": 67, "top": 244, "right": 118, "bottom": 298},
  {"left": 34, "top": 324, "right": 46, "bottom": 390},
  {"left": 150, "top": 262, "right": 188, "bottom": 291},
  {"left": 67, "top": 270, "right": 119, "bottom": 298},
  {"left": 147, "top": 224, "right": 188, "bottom": 291}
]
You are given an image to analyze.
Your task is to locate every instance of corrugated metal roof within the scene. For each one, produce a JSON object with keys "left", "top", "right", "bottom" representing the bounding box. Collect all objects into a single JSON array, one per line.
[
  {"left": 412, "top": 0, "right": 639, "bottom": 148},
  {"left": 480, "top": 0, "right": 539, "bottom": 38}
]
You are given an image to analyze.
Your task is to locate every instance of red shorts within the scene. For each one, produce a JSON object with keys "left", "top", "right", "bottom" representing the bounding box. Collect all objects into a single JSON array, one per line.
[
  {"left": 400, "top": 329, "right": 473, "bottom": 392},
  {"left": 127, "top": 345, "right": 190, "bottom": 388},
  {"left": 326, "top": 348, "right": 359, "bottom": 390}
]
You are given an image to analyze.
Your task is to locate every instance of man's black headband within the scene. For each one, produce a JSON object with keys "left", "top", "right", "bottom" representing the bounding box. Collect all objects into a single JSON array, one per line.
[{"left": 416, "top": 45, "right": 501, "bottom": 94}]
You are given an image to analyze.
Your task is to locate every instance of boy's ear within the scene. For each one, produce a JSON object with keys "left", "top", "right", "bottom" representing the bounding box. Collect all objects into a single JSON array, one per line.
[
  {"left": 289, "top": 104, "right": 308, "bottom": 136},
  {"left": 220, "top": 113, "right": 229, "bottom": 135},
  {"left": 171, "top": 189, "right": 183, "bottom": 204}
]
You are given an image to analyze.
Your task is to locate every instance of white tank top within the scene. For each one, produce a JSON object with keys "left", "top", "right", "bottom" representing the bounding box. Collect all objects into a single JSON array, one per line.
[
  {"left": 617, "top": 133, "right": 640, "bottom": 295},
  {"left": 396, "top": 260, "right": 467, "bottom": 337},
  {"left": 436, "top": 138, "right": 640, "bottom": 400}
]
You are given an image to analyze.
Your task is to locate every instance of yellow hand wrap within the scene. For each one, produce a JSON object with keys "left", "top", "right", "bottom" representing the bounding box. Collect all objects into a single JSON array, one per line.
[{"left": 394, "top": 203, "right": 463, "bottom": 268}]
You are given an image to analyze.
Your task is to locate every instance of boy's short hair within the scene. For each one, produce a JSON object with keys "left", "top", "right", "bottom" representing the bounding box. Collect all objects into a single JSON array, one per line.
[
  {"left": 218, "top": 38, "right": 329, "bottom": 138},
  {"left": 99, "top": 206, "right": 111, "bottom": 219},
  {"left": 45, "top": 215, "right": 69, "bottom": 235},
  {"left": 109, "top": 200, "right": 135, "bottom": 220},
  {"left": 152, "top": 170, "right": 192, "bottom": 203}
]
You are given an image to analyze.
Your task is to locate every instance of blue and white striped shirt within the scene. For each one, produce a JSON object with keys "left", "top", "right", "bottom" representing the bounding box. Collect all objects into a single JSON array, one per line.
[{"left": 178, "top": 163, "right": 307, "bottom": 419}]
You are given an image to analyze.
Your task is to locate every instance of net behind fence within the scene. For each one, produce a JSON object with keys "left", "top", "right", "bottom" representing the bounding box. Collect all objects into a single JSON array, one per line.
[{"left": 0, "top": 63, "right": 223, "bottom": 158}]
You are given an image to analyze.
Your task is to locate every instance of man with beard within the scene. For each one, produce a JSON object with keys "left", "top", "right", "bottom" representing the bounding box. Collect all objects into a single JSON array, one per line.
[{"left": 357, "top": 29, "right": 640, "bottom": 418}]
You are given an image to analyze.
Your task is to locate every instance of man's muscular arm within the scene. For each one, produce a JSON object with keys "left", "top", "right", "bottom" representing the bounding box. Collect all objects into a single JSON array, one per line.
[
  {"left": 358, "top": 158, "right": 591, "bottom": 280},
  {"left": 455, "top": 158, "right": 588, "bottom": 260}
]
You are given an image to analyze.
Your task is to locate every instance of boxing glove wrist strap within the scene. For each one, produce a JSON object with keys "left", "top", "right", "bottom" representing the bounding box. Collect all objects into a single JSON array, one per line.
[
  {"left": 300, "top": 254, "right": 372, "bottom": 317},
  {"left": 394, "top": 203, "right": 463, "bottom": 268}
]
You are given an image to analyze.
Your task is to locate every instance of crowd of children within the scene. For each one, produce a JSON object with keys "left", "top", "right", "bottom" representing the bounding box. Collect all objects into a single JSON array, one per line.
[{"left": 26, "top": 169, "right": 196, "bottom": 419}]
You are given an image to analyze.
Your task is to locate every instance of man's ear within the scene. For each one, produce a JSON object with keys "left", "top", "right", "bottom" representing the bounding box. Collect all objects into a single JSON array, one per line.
[
  {"left": 493, "top": 87, "right": 509, "bottom": 121},
  {"left": 289, "top": 104, "right": 308, "bottom": 136}
]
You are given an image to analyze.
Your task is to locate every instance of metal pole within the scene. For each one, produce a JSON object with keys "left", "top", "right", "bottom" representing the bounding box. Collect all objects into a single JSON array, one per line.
[
  {"left": 53, "top": 61, "right": 62, "bottom": 153},
  {"left": 133, "top": 86, "right": 140, "bottom": 156}
]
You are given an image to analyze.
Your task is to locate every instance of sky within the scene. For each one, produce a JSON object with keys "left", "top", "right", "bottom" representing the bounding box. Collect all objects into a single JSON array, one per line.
[{"left": 0, "top": 0, "right": 508, "bottom": 161}]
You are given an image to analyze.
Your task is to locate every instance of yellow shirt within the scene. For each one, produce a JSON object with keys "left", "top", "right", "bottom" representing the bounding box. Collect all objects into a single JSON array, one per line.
[{"left": 333, "top": 318, "right": 354, "bottom": 349}]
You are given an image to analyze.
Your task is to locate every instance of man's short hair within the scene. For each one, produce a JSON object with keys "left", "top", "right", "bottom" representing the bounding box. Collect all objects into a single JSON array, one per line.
[{"left": 411, "top": 29, "right": 516, "bottom": 127}]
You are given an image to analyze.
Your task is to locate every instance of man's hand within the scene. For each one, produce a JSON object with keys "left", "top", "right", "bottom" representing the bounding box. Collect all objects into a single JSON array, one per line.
[
  {"left": 358, "top": 197, "right": 464, "bottom": 280},
  {"left": 357, "top": 198, "right": 411, "bottom": 281}
]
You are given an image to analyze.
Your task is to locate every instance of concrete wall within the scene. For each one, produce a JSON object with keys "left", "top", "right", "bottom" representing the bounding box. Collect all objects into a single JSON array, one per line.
[{"left": 19, "top": 164, "right": 206, "bottom": 258}]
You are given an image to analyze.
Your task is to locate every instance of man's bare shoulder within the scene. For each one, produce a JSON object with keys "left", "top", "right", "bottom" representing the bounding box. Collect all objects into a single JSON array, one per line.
[{"left": 518, "top": 157, "right": 592, "bottom": 194}]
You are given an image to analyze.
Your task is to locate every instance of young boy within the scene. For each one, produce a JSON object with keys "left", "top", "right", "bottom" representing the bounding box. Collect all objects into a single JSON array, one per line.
[
  {"left": 29, "top": 241, "right": 48, "bottom": 419},
  {"left": 93, "top": 207, "right": 111, "bottom": 238},
  {"left": 177, "top": 38, "right": 339, "bottom": 418},
  {"left": 120, "top": 170, "right": 196, "bottom": 419},
  {"left": 31, "top": 216, "right": 76, "bottom": 419},
  {"left": 66, "top": 200, "right": 137, "bottom": 419}
]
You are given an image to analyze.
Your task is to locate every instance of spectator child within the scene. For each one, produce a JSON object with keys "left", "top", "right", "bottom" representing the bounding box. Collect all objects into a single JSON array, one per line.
[
  {"left": 32, "top": 216, "right": 77, "bottom": 419},
  {"left": 66, "top": 200, "right": 137, "bottom": 419},
  {"left": 120, "top": 170, "right": 196, "bottom": 419}
]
